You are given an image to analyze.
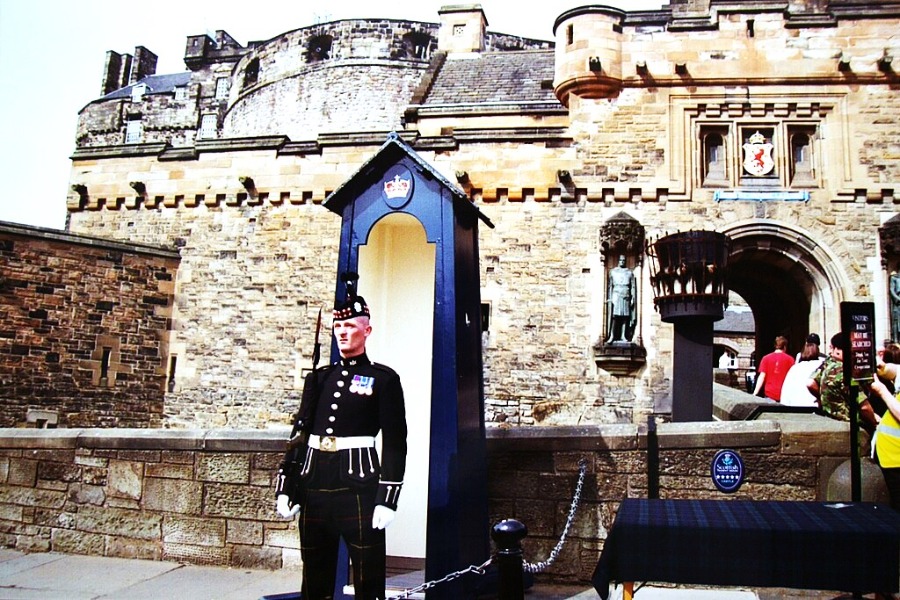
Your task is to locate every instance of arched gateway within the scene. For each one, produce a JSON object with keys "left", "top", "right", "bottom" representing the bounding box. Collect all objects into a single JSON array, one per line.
[{"left": 723, "top": 220, "right": 852, "bottom": 360}]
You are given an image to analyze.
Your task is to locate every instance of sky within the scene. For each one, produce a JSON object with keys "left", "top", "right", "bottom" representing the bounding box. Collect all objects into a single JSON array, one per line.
[{"left": 0, "top": 0, "right": 663, "bottom": 230}]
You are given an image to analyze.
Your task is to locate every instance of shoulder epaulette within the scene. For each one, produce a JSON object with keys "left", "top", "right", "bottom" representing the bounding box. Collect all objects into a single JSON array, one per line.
[{"left": 371, "top": 362, "right": 398, "bottom": 376}]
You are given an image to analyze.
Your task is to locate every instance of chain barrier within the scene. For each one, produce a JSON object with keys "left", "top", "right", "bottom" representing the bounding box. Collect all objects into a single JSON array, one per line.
[
  {"left": 386, "top": 457, "right": 588, "bottom": 597},
  {"left": 524, "top": 457, "right": 588, "bottom": 574},
  {"left": 387, "top": 555, "right": 494, "bottom": 599}
]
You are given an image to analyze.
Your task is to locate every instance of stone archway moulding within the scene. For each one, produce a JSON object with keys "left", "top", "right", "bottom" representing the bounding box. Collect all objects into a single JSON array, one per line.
[{"left": 720, "top": 219, "right": 851, "bottom": 335}]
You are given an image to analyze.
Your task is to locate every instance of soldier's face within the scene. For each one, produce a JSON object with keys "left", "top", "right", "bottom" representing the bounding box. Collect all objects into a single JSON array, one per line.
[{"left": 334, "top": 317, "right": 371, "bottom": 358}]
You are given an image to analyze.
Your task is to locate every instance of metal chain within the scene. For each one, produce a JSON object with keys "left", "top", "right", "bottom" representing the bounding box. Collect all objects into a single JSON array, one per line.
[
  {"left": 523, "top": 457, "right": 588, "bottom": 574},
  {"left": 387, "top": 555, "right": 494, "bottom": 599},
  {"left": 386, "top": 457, "right": 587, "bottom": 596}
]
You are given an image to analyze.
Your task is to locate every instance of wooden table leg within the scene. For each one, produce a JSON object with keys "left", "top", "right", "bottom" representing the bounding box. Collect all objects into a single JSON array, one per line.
[{"left": 624, "top": 582, "right": 634, "bottom": 600}]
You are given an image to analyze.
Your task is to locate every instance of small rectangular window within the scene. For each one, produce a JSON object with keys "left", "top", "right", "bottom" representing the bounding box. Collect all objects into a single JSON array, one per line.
[
  {"left": 125, "top": 119, "right": 143, "bottom": 144},
  {"left": 167, "top": 355, "right": 178, "bottom": 392},
  {"left": 130, "top": 84, "right": 146, "bottom": 103},
  {"left": 174, "top": 86, "right": 188, "bottom": 101},
  {"left": 100, "top": 347, "right": 112, "bottom": 380},
  {"left": 214, "top": 77, "right": 230, "bottom": 100},
  {"left": 198, "top": 114, "right": 217, "bottom": 139}
]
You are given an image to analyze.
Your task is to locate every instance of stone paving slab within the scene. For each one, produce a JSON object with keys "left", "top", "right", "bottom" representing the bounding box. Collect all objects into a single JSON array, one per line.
[{"left": 0, "top": 549, "right": 889, "bottom": 600}]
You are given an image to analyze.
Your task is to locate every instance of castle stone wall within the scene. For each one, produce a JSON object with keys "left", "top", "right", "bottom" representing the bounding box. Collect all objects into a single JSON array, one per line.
[
  {"left": 225, "top": 63, "right": 427, "bottom": 139},
  {"left": 0, "top": 414, "right": 852, "bottom": 584},
  {"left": 0, "top": 224, "right": 179, "bottom": 428}
]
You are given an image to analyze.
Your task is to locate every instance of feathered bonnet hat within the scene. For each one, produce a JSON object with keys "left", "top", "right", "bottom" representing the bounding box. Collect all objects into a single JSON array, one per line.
[{"left": 332, "top": 272, "right": 370, "bottom": 321}]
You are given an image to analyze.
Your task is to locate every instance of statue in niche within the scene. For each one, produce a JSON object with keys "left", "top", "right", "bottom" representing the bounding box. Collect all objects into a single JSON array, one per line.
[
  {"left": 606, "top": 255, "right": 637, "bottom": 344},
  {"left": 891, "top": 271, "right": 900, "bottom": 343}
]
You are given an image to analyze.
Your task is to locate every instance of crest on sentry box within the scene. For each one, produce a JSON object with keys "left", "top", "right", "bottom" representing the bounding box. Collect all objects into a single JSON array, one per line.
[{"left": 382, "top": 165, "right": 414, "bottom": 209}]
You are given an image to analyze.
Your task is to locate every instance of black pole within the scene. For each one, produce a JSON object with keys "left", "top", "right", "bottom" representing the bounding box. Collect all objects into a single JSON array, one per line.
[
  {"left": 671, "top": 319, "right": 716, "bottom": 421},
  {"left": 647, "top": 415, "right": 659, "bottom": 499},
  {"left": 491, "top": 519, "right": 527, "bottom": 600},
  {"left": 849, "top": 381, "right": 861, "bottom": 503}
]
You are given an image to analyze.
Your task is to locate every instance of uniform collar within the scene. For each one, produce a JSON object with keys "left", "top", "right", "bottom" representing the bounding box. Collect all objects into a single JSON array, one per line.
[{"left": 340, "top": 352, "right": 370, "bottom": 367}]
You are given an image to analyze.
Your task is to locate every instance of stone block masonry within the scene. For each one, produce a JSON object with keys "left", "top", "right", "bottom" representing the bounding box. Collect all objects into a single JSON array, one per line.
[
  {"left": 0, "top": 223, "right": 180, "bottom": 428},
  {"left": 0, "top": 414, "right": 854, "bottom": 585}
]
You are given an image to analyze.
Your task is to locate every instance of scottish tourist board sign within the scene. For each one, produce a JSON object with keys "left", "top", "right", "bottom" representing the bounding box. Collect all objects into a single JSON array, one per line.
[{"left": 711, "top": 449, "right": 744, "bottom": 493}]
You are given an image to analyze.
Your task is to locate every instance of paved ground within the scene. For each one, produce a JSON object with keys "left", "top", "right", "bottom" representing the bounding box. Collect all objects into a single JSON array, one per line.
[{"left": 0, "top": 548, "right": 892, "bottom": 599}]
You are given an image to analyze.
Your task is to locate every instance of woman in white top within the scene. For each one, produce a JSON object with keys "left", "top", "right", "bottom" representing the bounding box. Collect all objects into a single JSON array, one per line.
[{"left": 780, "top": 339, "right": 824, "bottom": 407}]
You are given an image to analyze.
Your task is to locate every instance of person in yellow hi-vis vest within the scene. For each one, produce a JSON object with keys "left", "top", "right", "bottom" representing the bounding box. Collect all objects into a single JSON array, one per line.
[{"left": 867, "top": 358, "right": 900, "bottom": 512}]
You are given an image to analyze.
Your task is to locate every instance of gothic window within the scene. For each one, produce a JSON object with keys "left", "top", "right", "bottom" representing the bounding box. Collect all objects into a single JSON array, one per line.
[
  {"left": 789, "top": 125, "right": 818, "bottom": 187},
  {"left": 214, "top": 77, "right": 230, "bottom": 100},
  {"left": 198, "top": 114, "right": 217, "bottom": 139},
  {"left": 124, "top": 117, "right": 143, "bottom": 144},
  {"left": 306, "top": 35, "right": 332, "bottom": 63},
  {"left": 243, "top": 58, "right": 259, "bottom": 89},
  {"left": 700, "top": 125, "right": 729, "bottom": 187}
]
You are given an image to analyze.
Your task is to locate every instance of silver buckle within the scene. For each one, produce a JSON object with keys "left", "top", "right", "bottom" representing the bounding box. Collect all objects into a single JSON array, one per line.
[{"left": 320, "top": 436, "right": 337, "bottom": 452}]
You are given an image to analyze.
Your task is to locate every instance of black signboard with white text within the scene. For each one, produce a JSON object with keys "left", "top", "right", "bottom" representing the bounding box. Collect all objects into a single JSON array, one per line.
[
  {"left": 840, "top": 301, "right": 875, "bottom": 503},
  {"left": 840, "top": 302, "right": 876, "bottom": 385}
]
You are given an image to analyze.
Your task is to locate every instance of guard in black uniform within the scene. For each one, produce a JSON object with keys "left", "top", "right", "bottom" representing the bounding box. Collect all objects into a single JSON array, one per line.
[{"left": 276, "top": 273, "right": 407, "bottom": 600}]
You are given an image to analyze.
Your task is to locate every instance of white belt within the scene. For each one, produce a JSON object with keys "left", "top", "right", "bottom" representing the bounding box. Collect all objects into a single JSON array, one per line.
[{"left": 308, "top": 434, "right": 376, "bottom": 452}]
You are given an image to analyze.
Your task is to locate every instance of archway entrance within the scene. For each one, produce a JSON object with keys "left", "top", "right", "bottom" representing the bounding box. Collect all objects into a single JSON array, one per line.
[{"left": 722, "top": 221, "right": 849, "bottom": 362}]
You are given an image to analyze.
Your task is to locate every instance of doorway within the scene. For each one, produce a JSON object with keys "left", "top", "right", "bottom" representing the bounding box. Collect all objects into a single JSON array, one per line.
[
  {"left": 358, "top": 212, "right": 436, "bottom": 564},
  {"left": 723, "top": 221, "right": 849, "bottom": 361}
]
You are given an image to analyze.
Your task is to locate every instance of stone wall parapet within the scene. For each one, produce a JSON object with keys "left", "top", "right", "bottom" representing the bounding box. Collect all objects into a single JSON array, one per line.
[{"left": 0, "top": 418, "right": 853, "bottom": 583}]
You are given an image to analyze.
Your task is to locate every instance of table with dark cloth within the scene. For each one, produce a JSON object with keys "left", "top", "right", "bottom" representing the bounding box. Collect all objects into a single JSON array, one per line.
[{"left": 592, "top": 498, "right": 900, "bottom": 599}]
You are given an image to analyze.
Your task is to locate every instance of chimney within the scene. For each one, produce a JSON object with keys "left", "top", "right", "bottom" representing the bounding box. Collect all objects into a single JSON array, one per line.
[
  {"left": 437, "top": 4, "right": 487, "bottom": 54},
  {"left": 101, "top": 50, "right": 132, "bottom": 95},
  {"left": 130, "top": 46, "right": 158, "bottom": 85}
]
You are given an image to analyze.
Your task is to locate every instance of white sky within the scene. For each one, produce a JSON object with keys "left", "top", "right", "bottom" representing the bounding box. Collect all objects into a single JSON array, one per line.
[{"left": 0, "top": 0, "right": 663, "bottom": 230}]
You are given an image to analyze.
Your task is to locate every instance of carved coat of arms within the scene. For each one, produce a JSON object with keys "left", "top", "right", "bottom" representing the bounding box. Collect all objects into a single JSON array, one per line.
[{"left": 741, "top": 131, "right": 775, "bottom": 176}]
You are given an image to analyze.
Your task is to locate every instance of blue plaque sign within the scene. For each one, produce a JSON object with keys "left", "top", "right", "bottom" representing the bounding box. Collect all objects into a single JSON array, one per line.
[{"left": 711, "top": 449, "right": 744, "bottom": 493}]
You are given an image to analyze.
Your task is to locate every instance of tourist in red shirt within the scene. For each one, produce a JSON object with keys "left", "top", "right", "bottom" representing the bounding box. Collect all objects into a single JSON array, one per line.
[{"left": 753, "top": 336, "right": 795, "bottom": 401}]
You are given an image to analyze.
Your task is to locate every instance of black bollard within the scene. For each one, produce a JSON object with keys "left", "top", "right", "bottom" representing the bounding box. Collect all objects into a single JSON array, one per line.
[
  {"left": 647, "top": 415, "right": 659, "bottom": 499},
  {"left": 491, "top": 519, "right": 527, "bottom": 600}
]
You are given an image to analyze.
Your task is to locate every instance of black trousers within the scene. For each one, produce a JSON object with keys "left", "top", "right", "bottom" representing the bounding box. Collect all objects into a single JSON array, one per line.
[{"left": 299, "top": 451, "right": 385, "bottom": 600}]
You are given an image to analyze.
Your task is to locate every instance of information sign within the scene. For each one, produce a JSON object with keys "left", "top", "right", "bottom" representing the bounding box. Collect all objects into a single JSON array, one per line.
[
  {"left": 711, "top": 449, "right": 744, "bottom": 493},
  {"left": 840, "top": 302, "right": 876, "bottom": 384}
]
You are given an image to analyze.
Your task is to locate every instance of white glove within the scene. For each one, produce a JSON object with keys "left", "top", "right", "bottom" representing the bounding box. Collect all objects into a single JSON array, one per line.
[
  {"left": 372, "top": 505, "right": 396, "bottom": 530},
  {"left": 276, "top": 494, "right": 300, "bottom": 519}
]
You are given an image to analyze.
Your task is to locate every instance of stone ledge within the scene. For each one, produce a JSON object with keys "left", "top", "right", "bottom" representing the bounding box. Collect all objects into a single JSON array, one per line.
[
  {"left": 204, "top": 429, "right": 288, "bottom": 452},
  {"left": 0, "top": 221, "right": 180, "bottom": 259},
  {"left": 78, "top": 429, "right": 206, "bottom": 450},
  {"left": 488, "top": 424, "right": 640, "bottom": 452},
  {"left": 0, "top": 428, "right": 292, "bottom": 452},
  {"left": 0, "top": 428, "right": 83, "bottom": 448},
  {"left": 0, "top": 418, "right": 842, "bottom": 455},
  {"left": 656, "top": 420, "right": 780, "bottom": 449}
]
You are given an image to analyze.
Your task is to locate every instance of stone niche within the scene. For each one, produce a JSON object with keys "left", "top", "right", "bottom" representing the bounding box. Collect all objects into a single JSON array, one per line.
[{"left": 594, "top": 212, "right": 647, "bottom": 375}]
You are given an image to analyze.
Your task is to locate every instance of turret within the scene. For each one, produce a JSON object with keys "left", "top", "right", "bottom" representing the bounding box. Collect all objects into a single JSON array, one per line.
[{"left": 552, "top": 6, "right": 625, "bottom": 105}]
